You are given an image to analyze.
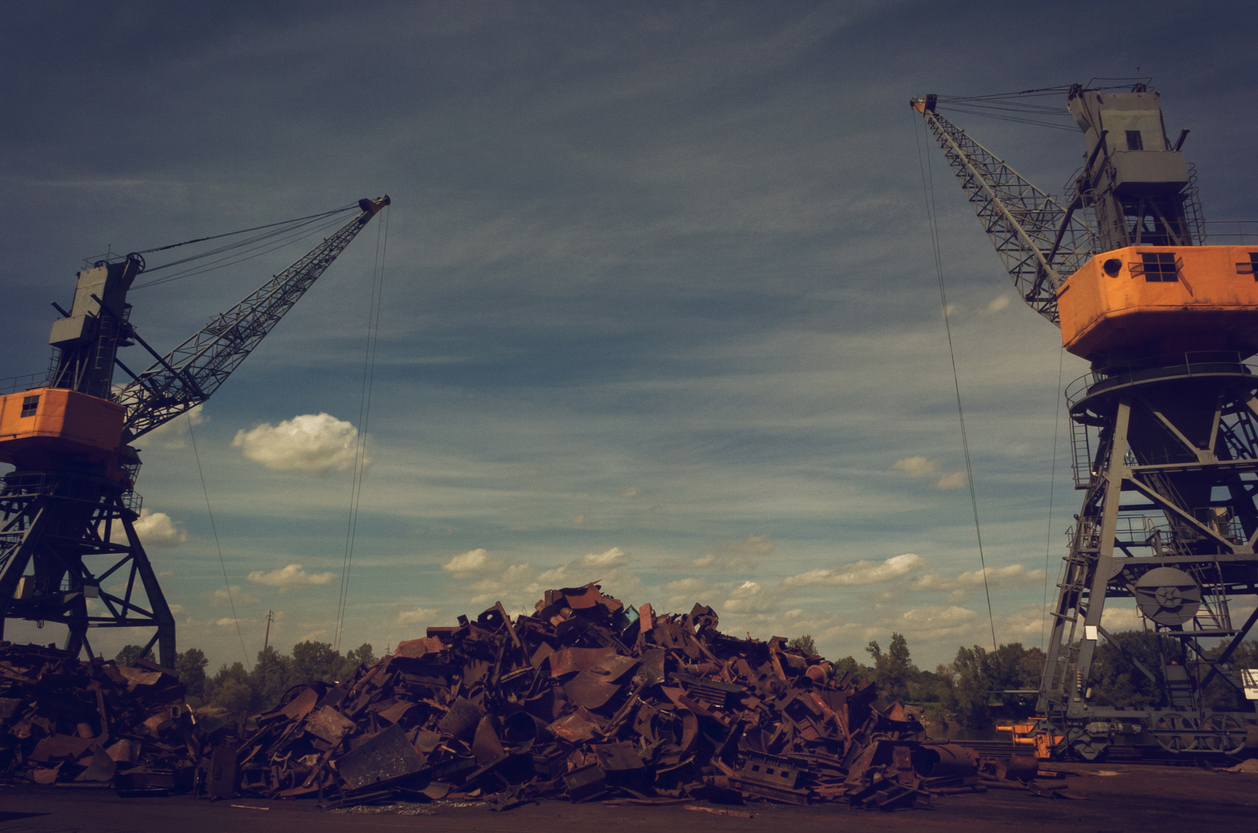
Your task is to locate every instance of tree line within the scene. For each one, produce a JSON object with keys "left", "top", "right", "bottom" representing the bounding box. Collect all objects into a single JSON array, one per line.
[
  {"left": 120, "top": 629, "right": 1255, "bottom": 734},
  {"left": 788, "top": 630, "right": 1256, "bottom": 734}
]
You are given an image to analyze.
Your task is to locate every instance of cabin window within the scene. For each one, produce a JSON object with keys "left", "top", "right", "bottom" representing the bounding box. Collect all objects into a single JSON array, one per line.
[
  {"left": 20, "top": 395, "right": 39, "bottom": 418},
  {"left": 1125, "top": 130, "right": 1144, "bottom": 151},
  {"left": 1251, "top": 252, "right": 1258, "bottom": 280},
  {"left": 1139, "top": 252, "right": 1178, "bottom": 282}
]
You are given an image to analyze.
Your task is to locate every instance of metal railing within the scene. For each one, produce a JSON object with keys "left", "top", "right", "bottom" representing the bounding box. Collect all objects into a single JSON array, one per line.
[
  {"left": 1066, "top": 352, "right": 1257, "bottom": 407},
  {"left": 0, "top": 372, "right": 49, "bottom": 396}
]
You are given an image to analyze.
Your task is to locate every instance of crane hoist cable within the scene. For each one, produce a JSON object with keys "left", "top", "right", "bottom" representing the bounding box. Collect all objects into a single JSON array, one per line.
[
  {"left": 333, "top": 204, "right": 390, "bottom": 652},
  {"left": 912, "top": 110, "right": 999, "bottom": 654},
  {"left": 1041, "top": 346, "right": 1066, "bottom": 652},
  {"left": 187, "top": 414, "right": 252, "bottom": 670}
]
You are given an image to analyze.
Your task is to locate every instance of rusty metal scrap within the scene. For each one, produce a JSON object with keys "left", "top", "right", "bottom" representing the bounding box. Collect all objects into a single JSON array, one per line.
[
  {"left": 228, "top": 584, "right": 977, "bottom": 810},
  {"left": 0, "top": 641, "right": 210, "bottom": 789},
  {"left": 2, "top": 585, "right": 1005, "bottom": 810}
]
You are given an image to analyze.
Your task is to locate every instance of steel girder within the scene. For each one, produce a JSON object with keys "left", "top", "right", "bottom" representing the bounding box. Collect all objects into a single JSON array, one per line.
[
  {"left": 920, "top": 109, "right": 1098, "bottom": 326},
  {"left": 0, "top": 471, "right": 175, "bottom": 666},
  {"left": 1040, "top": 357, "right": 1258, "bottom": 756}
]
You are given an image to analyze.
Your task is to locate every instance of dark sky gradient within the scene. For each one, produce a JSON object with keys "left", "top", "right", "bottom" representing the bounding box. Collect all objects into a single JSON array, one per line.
[{"left": 2, "top": 1, "right": 1254, "bottom": 669}]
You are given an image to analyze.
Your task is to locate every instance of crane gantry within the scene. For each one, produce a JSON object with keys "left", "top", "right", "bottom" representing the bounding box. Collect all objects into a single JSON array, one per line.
[
  {"left": 0, "top": 196, "right": 390, "bottom": 666},
  {"left": 914, "top": 84, "right": 1258, "bottom": 759}
]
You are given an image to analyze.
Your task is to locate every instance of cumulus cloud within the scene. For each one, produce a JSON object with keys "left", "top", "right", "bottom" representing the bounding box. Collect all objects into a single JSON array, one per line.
[
  {"left": 1100, "top": 606, "right": 1145, "bottom": 632},
  {"left": 247, "top": 563, "right": 335, "bottom": 588},
  {"left": 723, "top": 580, "right": 778, "bottom": 614},
  {"left": 443, "top": 548, "right": 493, "bottom": 575},
  {"left": 691, "top": 534, "right": 773, "bottom": 571},
  {"left": 207, "top": 585, "right": 259, "bottom": 605},
  {"left": 986, "top": 295, "right": 1011, "bottom": 313},
  {"left": 913, "top": 564, "right": 1045, "bottom": 594},
  {"left": 934, "top": 472, "right": 967, "bottom": 490},
  {"left": 216, "top": 618, "right": 241, "bottom": 627},
  {"left": 536, "top": 565, "right": 569, "bottom": 585},
  {"left": 104, "top": 508, "right": 188, "bottom": 547},
  {"left": 891, "top": 604, "right": 979, "bottom": 637},
  {"left": 232, "top": 412, "right": 366, "bottom": 474},
  {"left": 581, "top": 547, "right": 629, "bottom": 567},
  {"left": 893, "top": 456, "right": 936, "bottom": 477},
  {"left": 133, "top": 509, "right": 190, "bottom": 547},
  {"left": 784, "top": 553, "right": 924, "bottom": 587},
  {"left": 665, "top": 577, "right": 713, "bottom": 609},
  {"left": 397, "top": 607, "right": 440, "bottom": 625},
  {"left": 143, "top": 404, "right": 207, "bottom": 449}
]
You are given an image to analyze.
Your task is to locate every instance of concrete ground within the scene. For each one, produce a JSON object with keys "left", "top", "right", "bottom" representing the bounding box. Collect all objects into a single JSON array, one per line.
[{"left": 2, "top": 763, "right": 1256, "bottom": 833}]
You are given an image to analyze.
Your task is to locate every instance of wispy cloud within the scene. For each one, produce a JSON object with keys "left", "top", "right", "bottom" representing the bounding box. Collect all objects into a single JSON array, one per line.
[{"left": 247, "top": 563, "right": 335, "bottom": 588}]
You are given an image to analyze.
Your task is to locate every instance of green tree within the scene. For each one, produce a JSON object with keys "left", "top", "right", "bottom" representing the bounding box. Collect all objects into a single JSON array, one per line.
[
  {"left": 947, "top": 642, "right": 1041, "bottom": 730},
  {"left": 249, "top": 645, "right": 292, "bottom": 711},
  {"left": 204, "top": 661, "right": 253, "bottom": 715},
  {"left": 831, "top": 655, "right": 872, "bottom": 683},
  {"left": 866, "top": 633, "right": 916, "bottom": 705},
  {"left": 338, "top": 643, "right": 376, "bottom": 679},
  {"left": 175, "top": 647, "right": 209, "bottom": 702},
  {"left": 292, "top": 640, "right": 341, "bottom": 684},
  {"left": 788, "top": 635, "right": 818, "bottom": 657},
  {"left": 115, "top": 644, "right": 154, "bottom": 666}
]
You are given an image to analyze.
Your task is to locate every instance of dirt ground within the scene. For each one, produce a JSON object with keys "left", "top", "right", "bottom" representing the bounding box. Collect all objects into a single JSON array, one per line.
[{"left": 2, "top": 763, "right": 1257, "bottom": 833}]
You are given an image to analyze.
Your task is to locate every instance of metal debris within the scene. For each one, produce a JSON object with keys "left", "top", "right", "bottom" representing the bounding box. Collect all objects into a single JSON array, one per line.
[
  {"left": 2, "top": 584, "right": 1021, "bottom": 810},
  {"left": 0, "top": 642, "right": 212, "bottom": 791},
  {"left": 228, "top": 583, "right": 978, "bottom": 810}
]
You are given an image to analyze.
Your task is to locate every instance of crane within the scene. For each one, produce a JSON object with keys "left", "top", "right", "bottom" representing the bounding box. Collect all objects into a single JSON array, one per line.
[
  {"left": 914, "top": 85, "right": 1258, "bottom": 759},
  {"left": 0, "top": 196, "right": 390, "bottom": 667}
]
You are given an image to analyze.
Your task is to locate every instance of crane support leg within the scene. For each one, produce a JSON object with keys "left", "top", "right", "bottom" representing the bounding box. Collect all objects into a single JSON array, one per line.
[
  {"left": 1039, "top": 357, "right": 1258, "bottom": 758},
  {"left": 0, "top": 471, "right": 176, "bottom": 667}
]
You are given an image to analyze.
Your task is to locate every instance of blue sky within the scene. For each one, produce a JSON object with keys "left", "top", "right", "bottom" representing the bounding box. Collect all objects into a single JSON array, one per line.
[{"left": 2, "top": 1, "right": 1255, "bottom": 671}]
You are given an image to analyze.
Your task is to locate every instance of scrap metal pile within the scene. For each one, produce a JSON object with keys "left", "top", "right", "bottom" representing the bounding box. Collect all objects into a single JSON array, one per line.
[
  {"left": 0, "top": 641, "right": 203, "bottom": 791},
  {"left": 235, "top": 584, "right": 979, "bottom": 809}
]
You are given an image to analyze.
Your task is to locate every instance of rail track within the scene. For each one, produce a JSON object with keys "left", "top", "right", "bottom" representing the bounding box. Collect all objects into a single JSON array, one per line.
[{"left": 946, "top": 738, "right": 1247, "bottom": 767}]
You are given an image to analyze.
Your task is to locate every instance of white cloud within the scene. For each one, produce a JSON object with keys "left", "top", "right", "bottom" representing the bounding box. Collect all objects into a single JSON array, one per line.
[
  {"left": 143, "top": 404, "right": 207, "bottom": 449},
  {"left": 664, "top": 577, "right": 713, "bottom": 609},
  {"left": 784, "top": 553, "right": 924, "bottom": 587},
  {"left": 617, "top": 486, "right": 640, "bottom": 498},
  {"left": 207, "top": 585, "right": 259, "bottom": 605},
  {"left": 216, "top": 618, "right": 241, "bottom": 627},
  {"left": 397, "top": 607, "right": 439, "bottom": 625},
  {"left": 1100, "top": 606, "right": 1145, "bottom": 632},
  {"left": 723, "top": 580, "right": 778, "bottom": 614},
  {"left": 536, "top": 565, "right": 569, "bottom": 585},
  {"left": 913, "top": 564, "right": 1045, "bottom": 593},
  {"left": 691, "top": 534, "right": 773, "bottom": 570},
  {"left": 571, "top": 515, "right": 585, "bottom": 527},
  {"left": 893, "top": 456, "right": 937, "bottom": 477},
  {"left": 103, "top": 508, "right": 188, "bottom": 548},
  {"left": 891, "top": 604, "right": 979, "bottom": 637},
  {"left": 232, "top": 413, "right": 366, "bottom": 474},
  {"left": 132, "top": 509, "right": 189, "bottom": 547},
  {"left": 581, "top": 547, "right": 629, "bottom": 567},
  {"left": 246, "top": 563, "right": 335, "bottom": 588},
  {"left": 986, "top": 295, "right": 1011, "bottom": 313},
  {"left": 934, "top": 472, "right": 967, "bottom": 490},
  {"left": 443, "top": 548, "right": 493, "bottom": 575}
]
